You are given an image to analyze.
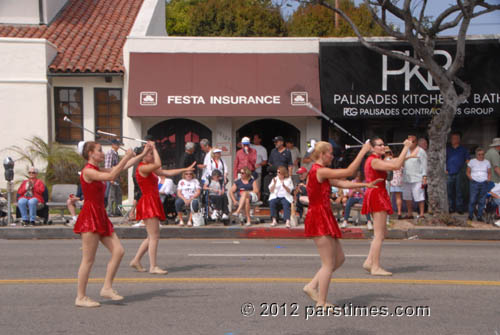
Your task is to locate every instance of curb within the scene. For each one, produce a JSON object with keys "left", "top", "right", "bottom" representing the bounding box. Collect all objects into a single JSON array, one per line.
[{"left": 1, "top": 225, "right": 500, "bottom": 240}]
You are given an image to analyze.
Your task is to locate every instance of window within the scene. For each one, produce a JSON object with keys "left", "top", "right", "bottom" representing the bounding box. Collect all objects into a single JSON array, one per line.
[
  {"left": 95, "top": 88, "right": 122, "bottom": 143},
  {"left": 54, "top": 87, "right": 83, "bottom": 143}
]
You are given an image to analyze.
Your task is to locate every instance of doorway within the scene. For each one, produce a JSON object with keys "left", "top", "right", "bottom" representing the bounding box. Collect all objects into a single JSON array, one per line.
[
  {"left": 147, "top": 119, "right": 212, "bottom": 169},
  {"left": 236, "top": 119, "right": 300, "bottom": 155}
]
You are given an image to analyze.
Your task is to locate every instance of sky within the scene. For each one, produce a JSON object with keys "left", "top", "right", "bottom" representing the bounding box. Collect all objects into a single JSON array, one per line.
[{"left": 280, "top": 0, "right": 500, "bottom": 35}]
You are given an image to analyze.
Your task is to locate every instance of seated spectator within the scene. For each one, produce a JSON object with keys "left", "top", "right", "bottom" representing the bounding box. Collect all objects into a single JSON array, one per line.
[
  {"left": 17, "top": 167, "right": 47, "bottom": 226},
  {"left": 175, "top": 170, "right": 201, "bottom": 226},
  {"left": 230, "top": 167, "right": 259, "bottom": 226},
  {"left": 203, "top": 169, "right": 229, "bottom": 220},
  {"left": 67, "top": 183, "right": 84, "bottom": 226},
  {"left": 294, "top": 167, "right": 309, "bottom": 218},
  {"left": 467, "top": 147, "right": 491, "bottom": 221},
  {"left": 269, "top": 166, "right": 294, "bottom": 228},
  {"left": 340, "top": 171, "right": 372, "bottom": 229}
]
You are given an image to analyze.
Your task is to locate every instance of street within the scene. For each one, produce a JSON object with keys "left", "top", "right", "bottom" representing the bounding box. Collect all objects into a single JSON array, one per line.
[{"left": 0, "top": 238, "right": 499, "bottom": 335}]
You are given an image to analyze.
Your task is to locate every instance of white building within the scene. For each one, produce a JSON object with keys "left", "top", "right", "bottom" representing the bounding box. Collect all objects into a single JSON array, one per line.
[{"left": 1, "top": 0, "right": 498, "bottom": 198}]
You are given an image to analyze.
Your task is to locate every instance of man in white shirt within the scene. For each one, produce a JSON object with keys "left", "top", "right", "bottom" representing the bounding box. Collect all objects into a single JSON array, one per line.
[
  {"left": 250, "top": 133, "right": 268, "bottom": 190},
  {"left": 466, "top": 147, "right": 491, "bottom": 221},
  {"left": 402, "top": 135, "right": 427, "bottom": 219}
]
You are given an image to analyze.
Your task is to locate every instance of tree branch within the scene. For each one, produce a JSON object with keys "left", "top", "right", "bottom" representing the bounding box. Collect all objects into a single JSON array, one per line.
[
  {"left": 447, "top": 0, "right": 473, "bottom": 77},
  {"left": 454, "top": 76, "right": 471, "bottom": 104},
  {"left": 318, "top": 0, "right": 428, "bottom": 68}
]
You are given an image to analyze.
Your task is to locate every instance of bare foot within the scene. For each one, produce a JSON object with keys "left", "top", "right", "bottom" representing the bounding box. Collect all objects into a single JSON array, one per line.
[
  {"left": 129, "top": 261, "right": 146, "bottom": 272},
  {"left": 303, "top": 285, "right": 319, "bottom": 302},
  {"left": 362, "top": 261, "right": 372, "bottom": 273},
  {"left": 370, "top": 267, "right": 392, "bottom": 276},
  {"left": 149, "top": 266, "right": 168, "bottom": 275}
]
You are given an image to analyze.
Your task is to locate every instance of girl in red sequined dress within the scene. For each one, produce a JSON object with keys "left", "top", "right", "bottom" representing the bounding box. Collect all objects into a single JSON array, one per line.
[
  {"left": 74, "top": 141, "right": 149, "bottom": 308},
  {"left": 303, "top": 141, "right": 382, "bottom": 308},
  {"left": 129, "top": 142, "right": 195, "bottom": 275},
  {"left": 362, "top": 137, "right": 412, "bottom": 276}
]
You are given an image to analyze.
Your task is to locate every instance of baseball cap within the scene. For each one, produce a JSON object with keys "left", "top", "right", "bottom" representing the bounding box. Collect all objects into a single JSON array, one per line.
[
  {"left": 241, "top": 137, "right": 251, "bottom": 144},
  {"left": 111, "top": 139, "right": 122, "bottom": 145},
  {"left": 297, "top": 167, "right": 308, "bottom": 175},
  {"left": 273, "top": 136, "right": 284, "bottom": 142}
]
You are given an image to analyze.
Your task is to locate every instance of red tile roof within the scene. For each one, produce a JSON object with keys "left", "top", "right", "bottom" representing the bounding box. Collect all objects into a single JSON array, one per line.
[{"left": 0, "top": 0, "right": 144, "bottom": 73}]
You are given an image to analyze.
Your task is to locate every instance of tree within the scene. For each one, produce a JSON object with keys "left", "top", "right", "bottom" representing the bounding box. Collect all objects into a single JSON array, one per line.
[
  {"left": 310, "top": 0, "right": 500, "bottom": 218},
  {"left": 165, "top": 0, "right": 286, "bottom": 36},
  {"left": 9, "top": 136, "right": 84, "bottom": 187},
  {"left": 288, "top": 0, "right": 386, "bottom": 37}
]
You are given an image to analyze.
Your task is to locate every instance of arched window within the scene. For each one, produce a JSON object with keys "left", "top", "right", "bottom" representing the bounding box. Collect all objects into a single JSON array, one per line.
[{"left": 147, "top": 119, "right": 212, "bottom": 170}]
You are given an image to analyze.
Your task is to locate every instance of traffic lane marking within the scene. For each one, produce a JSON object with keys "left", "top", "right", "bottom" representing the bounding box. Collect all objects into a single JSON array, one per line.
[{"left": 1, "top": 277, "right": 499, "bottom": 286}]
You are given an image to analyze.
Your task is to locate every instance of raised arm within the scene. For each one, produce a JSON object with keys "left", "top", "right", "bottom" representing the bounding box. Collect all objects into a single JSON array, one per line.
[
  {"left": 371, "top": 140, "right": 412, "bottom": 171},
  {"left": 124, "top": 144, "right": 152, "bottom": 170},
  {"left": 138, "top": 141, "right": 162, "bottom": 177},
  {"left": 84, "top": 149, "right": 135, "bottom": 182},
  {"left": 317, "top": 141, "right": 371, "bottom": 182},
  {"left": 157, "top": 161, "right": 196, "bottom": 177}
]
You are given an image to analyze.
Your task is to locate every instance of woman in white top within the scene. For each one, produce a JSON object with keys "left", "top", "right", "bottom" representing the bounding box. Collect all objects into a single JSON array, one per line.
[
  {"left": 203, "top": 148, "right": 229, "bottom": 185},
  {"left": 175, "top": 171, "right": 201, "bottom": 226},
  {"left": 466, "top": 147, "right": 491, "bottom": 221},
  {"left": 269, "top": 166, "right": 294, "bottom": 228}
]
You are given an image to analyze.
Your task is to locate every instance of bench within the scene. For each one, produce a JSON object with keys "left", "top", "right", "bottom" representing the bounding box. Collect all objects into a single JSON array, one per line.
[
  {"left": 46, "top": 184, "right": 77, "bottom": 223},
  {"left": 350, "top": 203, "right": 364, "bottom": 224}
]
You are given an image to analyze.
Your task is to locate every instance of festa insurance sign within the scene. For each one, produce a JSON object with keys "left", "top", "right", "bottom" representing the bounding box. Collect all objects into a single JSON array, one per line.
[{"left": 319, "top": 39, "right": 500, "bottom": 119}]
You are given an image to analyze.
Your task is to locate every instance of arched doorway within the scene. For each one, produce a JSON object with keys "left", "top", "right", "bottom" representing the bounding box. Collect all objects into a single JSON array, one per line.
[
  {"left": 236, "top": 119, "right": 300, "bottom": 155},
  {"left": 147, "top": 119, "right": 212, "bottom": 169}
]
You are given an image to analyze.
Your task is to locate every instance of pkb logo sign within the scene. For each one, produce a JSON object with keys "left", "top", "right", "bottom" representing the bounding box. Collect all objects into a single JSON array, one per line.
[{"left": 382, "top": 50, "right": 452, "bottom": 91}]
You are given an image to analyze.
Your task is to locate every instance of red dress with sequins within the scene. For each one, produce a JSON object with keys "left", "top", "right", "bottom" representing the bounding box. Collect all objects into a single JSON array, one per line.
[
  {"left": 304, "top": 163, "right": 342, "bottom": 238},
  {"left": 362, "top": 154, "right": 393, "bottom": 215},
  {"left": 135, "top": 162, "right": 166, "bottom": 221},
  {"left": 74, "top": 163, "right": 114, "bottom": 236}
]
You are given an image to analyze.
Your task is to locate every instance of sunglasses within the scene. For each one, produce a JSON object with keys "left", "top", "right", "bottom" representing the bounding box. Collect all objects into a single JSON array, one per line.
[
  {"left": 28, "top": 172, "right": 37, "bottom": 174},
  {"left": 185, "top": 173, "right": 194, "bottom": 175}
]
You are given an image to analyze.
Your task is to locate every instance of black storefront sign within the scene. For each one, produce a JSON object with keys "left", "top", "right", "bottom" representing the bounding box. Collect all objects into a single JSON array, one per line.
[{"left": 319, "top": 39, "right": 500, "bottom": 119}]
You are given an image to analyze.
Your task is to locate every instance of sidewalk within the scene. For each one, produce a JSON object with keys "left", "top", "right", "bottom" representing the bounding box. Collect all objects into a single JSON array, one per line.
[{"left": 1, "top": 214, "right": 500, "bottom": 240}]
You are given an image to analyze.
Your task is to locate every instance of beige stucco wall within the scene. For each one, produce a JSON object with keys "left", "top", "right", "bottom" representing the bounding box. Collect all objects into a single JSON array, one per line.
[{"left": 0, "top": 38, "right": 57, "bottom": 188}]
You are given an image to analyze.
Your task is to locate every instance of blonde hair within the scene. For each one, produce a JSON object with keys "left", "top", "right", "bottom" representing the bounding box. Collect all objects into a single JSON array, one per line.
[
  {"left": 311, "top": 141, "right": 332, "bottom": 161},
  {"left": 277, "top": 166, "right": 289, "bottom": 178}
]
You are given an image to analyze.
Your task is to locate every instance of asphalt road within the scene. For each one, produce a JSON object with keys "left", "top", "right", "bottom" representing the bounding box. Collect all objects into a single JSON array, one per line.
[{"left": 0, "top": 239, "right": 499, "bottom": 335}]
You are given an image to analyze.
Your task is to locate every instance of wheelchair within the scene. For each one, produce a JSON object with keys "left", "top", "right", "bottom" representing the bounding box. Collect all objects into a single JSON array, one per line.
[
  {"left": 484, "top": 194, "right": 499, "bottom": 226},
  {"left": 201, "top": 189, "right": 230, "bottom": 225}
]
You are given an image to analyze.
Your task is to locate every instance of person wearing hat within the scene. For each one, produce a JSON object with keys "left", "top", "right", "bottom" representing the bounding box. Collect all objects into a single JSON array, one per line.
[
  {"left": 233, "top": 137, "right": 256, "bottom": 180},
  {"left": 268, "top": 136, "right": 293, "bottom": 176},
  {"left": 485, "top": 137, "right": 500, "bottom": 184},
  {"left": 204, "top": 147, "right": 229, "bottom": 185},
  {"left": 446, "top": 131, "right": 470, "bottom": 214},
  {"left": 105, "top": 139, "right": 123, "bottom": 216}
]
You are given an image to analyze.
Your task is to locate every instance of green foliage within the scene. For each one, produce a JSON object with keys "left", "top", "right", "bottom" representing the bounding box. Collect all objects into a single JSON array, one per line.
[
  {"left": 166, "top": 0, "right": 286, "bottom": 36},
  {"left": 8, "top": 136, "right": 84, "bottom": 187},
  {"left": 287, "top": 0, "right": 386, "bottom": 37}
]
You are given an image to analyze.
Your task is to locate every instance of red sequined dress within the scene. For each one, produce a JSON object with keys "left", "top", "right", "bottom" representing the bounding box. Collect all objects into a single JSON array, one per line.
[
  {"left": 135, "top": 162, "right": 166, "bottom": 221},
  {"left": 362, "top": 154, "right": 393, "bottom": 215},
  {"left": 74, "top": 163, "right": 114, "bottom": 236},
  {"left": 304, "top": 163, "right": 342, "bottom": 238}
]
